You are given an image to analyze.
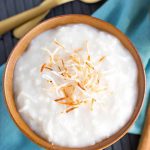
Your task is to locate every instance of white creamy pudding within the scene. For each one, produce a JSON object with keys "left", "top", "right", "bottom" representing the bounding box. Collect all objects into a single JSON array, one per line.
[{"left": 14, "top": 24, "right": 138, "bottom": 148}]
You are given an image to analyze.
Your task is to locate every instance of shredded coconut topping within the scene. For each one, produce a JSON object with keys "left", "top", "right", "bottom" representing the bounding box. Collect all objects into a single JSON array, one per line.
[{"left": 40, "top": 40, "right": 106, "bottom": 113}]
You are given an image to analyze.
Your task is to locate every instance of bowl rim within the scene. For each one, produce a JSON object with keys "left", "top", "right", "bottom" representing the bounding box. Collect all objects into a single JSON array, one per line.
[{"left": 3, "top": 14, "right": 146, "bottom": 150}]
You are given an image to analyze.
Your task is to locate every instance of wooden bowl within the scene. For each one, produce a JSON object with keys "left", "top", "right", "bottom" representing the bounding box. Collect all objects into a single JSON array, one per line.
[{"left": 3, "top": 15, "right": 145, "bottom": 150}]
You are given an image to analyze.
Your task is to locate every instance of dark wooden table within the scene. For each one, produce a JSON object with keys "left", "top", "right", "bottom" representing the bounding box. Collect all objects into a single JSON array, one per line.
[{"left": 0, "top": 0, "right": 140, "bottom": 149}]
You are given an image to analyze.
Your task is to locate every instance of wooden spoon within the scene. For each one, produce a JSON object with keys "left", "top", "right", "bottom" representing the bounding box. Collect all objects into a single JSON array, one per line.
[
  {"left": 0, "top": 0, "right": 72, "bottom": 35},
  {"left": 13, "top": 1, "right": 50, "bottom": 39},
  {"left": 13, "top": 0, "right": 101, "bottom": 38},
  {"left": 0, "top": 0, "right": 101, "bottom": 36},
  {"left": 138, "top": 105, "right": 150, "bottom": 150}
]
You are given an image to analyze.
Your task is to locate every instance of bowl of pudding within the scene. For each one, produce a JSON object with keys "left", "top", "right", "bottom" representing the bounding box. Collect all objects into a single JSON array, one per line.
[{"left": 3, "top": 15, "right": 145, "bottom": 150}]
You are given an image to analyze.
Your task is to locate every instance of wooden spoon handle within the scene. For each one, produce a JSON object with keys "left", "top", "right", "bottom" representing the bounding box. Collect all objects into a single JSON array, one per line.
[
  {"left": 13, "top": 10, "right": 49, "bottom": 39},
  {"left": 138, "top": 105, "right": 150, "bottom": 150},
  {"left": 0, "top": 0, "right": 56, "bottom": 35}
]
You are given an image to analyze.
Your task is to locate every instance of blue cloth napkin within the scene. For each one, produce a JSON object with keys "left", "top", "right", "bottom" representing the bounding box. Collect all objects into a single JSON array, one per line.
[{"left": 0, "top": 0, "right": 150, "bottom": 149}]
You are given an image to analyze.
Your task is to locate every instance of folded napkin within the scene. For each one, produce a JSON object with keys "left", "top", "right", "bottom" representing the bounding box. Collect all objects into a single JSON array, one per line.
[{"left": 0, "top": 0, "right": 150, "bottom": 149}]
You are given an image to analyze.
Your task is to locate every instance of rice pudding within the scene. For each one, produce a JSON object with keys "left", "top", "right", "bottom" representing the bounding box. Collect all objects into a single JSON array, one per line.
[{"left": 13, "top": 24, "right": 138, "bottom": 148}]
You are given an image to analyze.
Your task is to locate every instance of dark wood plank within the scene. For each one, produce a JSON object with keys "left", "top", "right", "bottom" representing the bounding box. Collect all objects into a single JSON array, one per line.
[
  {"left": 0, "top": 0, "right": 9, "bottom": 20},
  {"left": 46, "top": 9, "right": 55, "bottom": 19},
  {"left": 5, "top": 0, "right": 16, "bottom": 17},
  {"left": 14, "top": 0, "right": 25, "bottom": 13},
  {"left": 63, "top": 2, "right": 73, "bottom": 14},
  {"left": 121, "top": 134, "right": 132, "bottom": 150},
  {"left": 1, "top": 0, "right": 14, "bottom": 57},
  {"left": 72, "top": 0, "right": 82, "bottom": 14},
  {"left": 80, "top": 1, "right": 91, "bottom": 14},
  {"left": 0, "top": 40, "right": 6, "bottom": 64},
  {"left": 129, "top": 134, "right": 140, "bottom": 150},
  {"left": 90, "top": 0, "right": 107, "bottom": 14},
  {"left": 3, "top": 32, "right": 14, "bottom": 58},
  {"left": 53, "top": 4, "right": 64, "bottom": 16},
  {"left": 24, "top": 0, "right": 34, "bottom": 9},
  {"left": 105, "top": 146, "right": 113, "bottom": 150},
  {"left": 32, "top": 0, "right": 41, "bottom": 6},
  {"left": 112, "top": 140, "right": 122, "bottom": 150}
]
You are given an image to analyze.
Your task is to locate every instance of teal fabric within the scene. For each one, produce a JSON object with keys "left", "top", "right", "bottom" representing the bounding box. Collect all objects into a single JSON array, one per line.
[
  {"left": 0, "top": 0, "right": 150, "bottom": 149},
  {"left": 92, "top": 0, "right": 150, "bottom": 134}
]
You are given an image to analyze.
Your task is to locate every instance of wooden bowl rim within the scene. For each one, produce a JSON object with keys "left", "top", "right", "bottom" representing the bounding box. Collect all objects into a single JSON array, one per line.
[{"left": 3, "top": 14, "right": 146, "bottom": 150}]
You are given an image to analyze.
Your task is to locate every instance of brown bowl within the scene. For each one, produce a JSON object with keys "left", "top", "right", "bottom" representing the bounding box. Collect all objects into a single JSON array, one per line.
[{"left": 3, "top": 15, "right": 145, "bottom": 150}]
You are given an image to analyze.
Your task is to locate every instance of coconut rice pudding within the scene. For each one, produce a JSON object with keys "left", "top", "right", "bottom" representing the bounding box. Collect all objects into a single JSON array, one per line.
[{"left": 14, "top": 24, "right": 138, "bottom": 148}]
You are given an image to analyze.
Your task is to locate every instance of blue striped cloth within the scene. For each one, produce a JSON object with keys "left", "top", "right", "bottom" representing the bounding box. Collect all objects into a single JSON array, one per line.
[{"left": 0, "top": 0, "right": 150, "bottom": 149}]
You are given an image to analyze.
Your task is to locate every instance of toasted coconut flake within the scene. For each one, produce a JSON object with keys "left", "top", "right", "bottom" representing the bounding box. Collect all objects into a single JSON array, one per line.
[
  {"left": 53, "top": 47, "right": 60, "bottom": 55},
  {"left": 40, "top": 63, "right": 52, "bottom": 72},
  {"left": 57, "top": 100, "right": 81, "bottom": 106},
  {"left": 99, "top": 56, "right": 106, "bottom": 62},
  {"left": 58, "top": 66, "right": 61, "bottom": 71},
  {"left": 54, "top": 39, "right": 65, "bottom": 49},
  {"left": 40, "top": 64, "right": 46, "bottom": 72},
  {"left": 85, "top": 41, "right": 91, "bottom": 60},
  {"left": 74, "top": 47, "right": 83, "bottom": 52},
  {"left": 76, "top": 65, "right": 82, "bottom": 71},
  {"left": 86, "top": 62, "right": 94, "bottom": 70},
  {"left": 42, "top": 47, "right": 52, "bottom": 55},
  {"left": 77, "top": 82, "right": 85, "bottom": 90},
  {"left": 47, "top": 80, "right": 53, "bottom": 83},
  {"left": 42, "top": 48, "right": 55, "bottom": 64},
  {"left": 54, "top": 97, "right": 66, "bottom": 102},
  {"left": 97, "top": 79, "right": 100, "bottom": 84},
  {"left": 66, "top": 107, "right": 78, "bottom": 113},
  {"left": 61, "top": 72, "right": 71, "bottom": 79},
  {"left": 61, "top": 59, "right": 66, "bottom": 70},
  {"left": 88, "top": 55, "right": 91, "bottom": 61},
  {"left": 40, "top": 39, "right": 109, "bottom": 113},
  {"left": 70, "top": 55, "right": 80, "bottom": 64},
  {"left": 45, "top": 66, "right": 52, "bottom": 71},
  {"left": 91, "top": 98, "right": 96, "bottom": 111},
  {"left": 62, "top": 85, "right": 75, "bottom": 98}
]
